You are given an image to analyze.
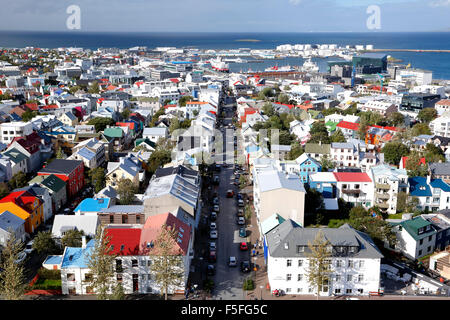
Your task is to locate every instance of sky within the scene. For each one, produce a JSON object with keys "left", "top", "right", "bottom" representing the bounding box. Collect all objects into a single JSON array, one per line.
[{"left": 0, "top": 0, "right": 448, "bottom": 32}]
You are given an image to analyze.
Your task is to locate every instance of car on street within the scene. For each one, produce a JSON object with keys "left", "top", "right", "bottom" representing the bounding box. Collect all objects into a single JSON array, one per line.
[
  {"left": 210, "top": 222, "right": 217, "bottom": 230},
  {"left": 226, "top": 190, "right": 234, "bottom": 198},
  {"left": 238, "top": 199, "right": 245, "bottom": 207},
  {"left": 239, "top": 227, "right": 246, "bottom": 238},
  {"left": 24, "top": 240, "right": 34, "bottom": 254},
  {"left": 240, "top": 260, "right": 251, "bottom": 273},
  {"left": 209, "top": 251, "right": 217, "bottom": 263},
  {"left": 15, "top": 251, "right": 27, "bottom": 264},
  {"left": 240, "top": 242, "right": 248, "bottom": 251},
  {"left": 213, "top": 205, "right": 220, "bottom": 212},
  {"left": 210, "top": 212, "right": 217, "bottom": 221},
  {"left": 210, "top": 230, "right": 218, "bottom": 239},
  {"left": 228, "top": 256, "right": 237, "bottom": 267},
  {"left": 207, "top": 264, "right": 216, "bottom": 276},
  {"left": 213, "top": 176, "right": 220, "bottom": 185},
  {"left": 210, "top": 242, "right": 217, "bottom": 251},
  {"left": 213, "top": 197, "right": 219, "bottom": 205},
  {"left": 237, "top": 217, "right": 245, "bottom": 225},
  {"left": 237, "top": 193, "right": 244, "bottom": 200},
  {"left": 237, "top": 208, "right": 244, "bottom": 217}
]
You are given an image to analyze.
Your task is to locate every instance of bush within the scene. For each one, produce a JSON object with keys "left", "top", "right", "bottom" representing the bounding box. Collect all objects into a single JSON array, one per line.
[
  {"left": 37, "top": 268, "right": 61, "bottom": 280},
  {"left": 243, "top": 278, "right": 255, "bottom": 291},
  {"left": 31, "top": 279, "right": 62, "bottom": 290}
]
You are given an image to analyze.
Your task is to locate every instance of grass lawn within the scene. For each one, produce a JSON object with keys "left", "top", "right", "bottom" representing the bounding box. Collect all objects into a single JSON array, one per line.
[
  {"left": 32, "top": 278, "right": 62, "bottom": 290},
  {"left": 388, "top": 213, "right": 403, "bottom": 219}
]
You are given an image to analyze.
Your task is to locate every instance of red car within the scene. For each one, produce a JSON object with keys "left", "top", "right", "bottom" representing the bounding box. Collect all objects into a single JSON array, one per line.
[
  {"left": 226, "top": 190, "right": 234, "bottom": 198},
  {"left": 240, "top": 242, "right": 248, "bottom": 251}
]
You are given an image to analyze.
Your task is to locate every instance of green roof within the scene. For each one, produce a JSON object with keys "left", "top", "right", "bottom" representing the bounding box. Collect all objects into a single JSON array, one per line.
[
  {"left": 103, "top": 127, "right": 124, "bottom": 138},
  {"left": 135, "top": 138, "right": 156, "bottom": 148},
  {"left": 399, "top": 216, "right": 436, "bottom": 241},
  {"left": 305, "top": 143, "right": 331, "bottom": 155},
  {"left": 325, "top": 121, "right": 338, "bottom": 132},
  {"left": 40, "top": 174, "right": 66, "bottom": 193},
  {"left": 3, "top": 148, "right": 28, "bottom": 164}
]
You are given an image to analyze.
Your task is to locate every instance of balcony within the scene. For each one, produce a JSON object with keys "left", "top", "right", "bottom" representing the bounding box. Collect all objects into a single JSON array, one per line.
[
  {"left": 375, "top": 183, "right": 390, "bottom": 190},
  {"left": 376, "top": 202, "right": 389, "bottom": 209},
  {"left": 376, "top": 193, "right": 390, "bottom": 200}
]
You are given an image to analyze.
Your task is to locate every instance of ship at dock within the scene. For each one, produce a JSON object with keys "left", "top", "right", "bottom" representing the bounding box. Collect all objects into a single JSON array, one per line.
[{"left": 209, "top": 57, "right": 230, "bottom": 72}]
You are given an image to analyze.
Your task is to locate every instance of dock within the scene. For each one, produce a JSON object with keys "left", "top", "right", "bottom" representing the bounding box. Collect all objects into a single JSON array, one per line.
[{"left": 367, "top": 49, "right": 450, "bottom": 53}]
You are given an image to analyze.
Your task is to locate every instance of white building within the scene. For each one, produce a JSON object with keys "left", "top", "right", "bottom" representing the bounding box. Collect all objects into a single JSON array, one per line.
[
  {"left": 142, "top": 127, "right": 169, "bottom": 144},
  {"left": 0, "top": 122, "right": 33, "bottom": 144},
  {"left": 429, "top": 111, "right": 450, "bottom": 138},
  {"left": 330, "top": 142, "right": 360, "bottom": 168},
  {"left": 265, "top": 221, "right": 383, "bottom": 296},
  {"left": 334, "top": 172, "right": 374, "bottom": 209},
  {"left": 397, "top": 69, "right": 433, "bottom": 86}
]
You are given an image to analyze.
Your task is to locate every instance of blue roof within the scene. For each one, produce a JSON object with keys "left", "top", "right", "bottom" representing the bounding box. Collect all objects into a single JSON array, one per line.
[
  {"left": 43, "top": 255, "right": 63, "bottom": 265},
  {"left": 78, "top": 147, "right": 96, "bottom": 161},
  {"left": 74, "top": 198, "right": 110, "bottom": 213},
  {"left": 430, "top": 179, "right": 450, "bottom": 192},
  {"left": 170, "top": 61, "right": 192, "bottom": 64},
  {"left": 408, "top": 177, "right": 432, "bottom": 197},
  {"left": 246, "top": 145, "right": 260, "bottom": 153},
  {"left": 61, "top": 240, "right": 95, "bottom": 269}
]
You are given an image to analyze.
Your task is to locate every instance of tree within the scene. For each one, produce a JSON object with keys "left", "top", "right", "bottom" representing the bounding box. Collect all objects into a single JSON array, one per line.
[
  {"left": 424, "top": 143, "right": 445, "bottom": 163},
  {"left": 61, "top": 229, "right": 85, "bottom": 248},
  {"left": 147, "top": 148, "right": 172, "bottom": 175},
  {"left": 287, "top": 142, "right": 304, "bottom": 160},
  {"left": 330, "top": 129, "right": 346, "bottom": 143},
  {"left": 283, "top": 85, "right": 291, "bottom": 91},
  {"left": 150, "top": 224, "right": 185, "bottom": 300},
  {"left": 357, "top": 119, "right": 369, "bottom": 140},
  {"left": 121, "top": 108, "right": 131, "bottom": 120},
  {"left": 56, "top": 146, "right": 65, "bottom": 159},
  {"left": 405, "top": 151, "right": 428, "bottom": 177},
  {"left": 89, "top": 167, "right": 106, "bottom": 193},
  {"left": 305, "top": 188, "right": 325, "bottom": 215},
  {"left": 389, "top": 112, "right": 404, "bottom": 127},
  {"left": 411, "top": 123, "right": 431, "bottom": 137},
  {"left": 32, "top": 231, "right": 60, "bottom": 255},
  {"left": 88, "top": 81, "right": 100, "bottom": 94},
  {"left": 381, "top": 141, "right": 410, "bottom": 165},
  {"left": 0, "top": 232, "right": 26, "bottom": 300},
  {"left": 418, "top": 108, "right": 437, "bottom": 123},
  {"left": 21, "top": 110, "right": 37, "bottom": 122},
  {"left": 0, "top": 182, "right": 10, "bottom": 199},
  {"left": 116, "top": 178, "right": 137, "bottom": 205},
  {"left": 320, "top": 155, "right": 335, "bottom": 172},
  {"left": 262, "top": 103, "right": 275, "bottom": 117},
  {"left": 178, "top": 95, "right": 193, "bottom": 107},
  {"left": 110, "top": 283, "right": 126, "bottom": 300},
  {"left": 86, "top": 226, "right": 116, "bottom": 300},
  {"left": 306, "top": 230, "right": 333, "bottom": 299},
  {"left": 277, "top": 93, "right": 290, "bottom": 105},
  {"left": 87, "top": 117, "right": 115, "bottom": 132},
  {"left": 7, "top": 171, "right": 27, "bottom": 190},
  {"left": 69, "top": 85, "right": 81, "bottom": 95}
]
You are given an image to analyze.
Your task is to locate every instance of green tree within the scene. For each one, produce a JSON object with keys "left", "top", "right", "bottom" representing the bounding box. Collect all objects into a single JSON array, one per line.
[
  {"left": 121, "top": 108, "right": 131, "bottom": 120},
  {"left": 418, "top": 108, "right": 437, "bottom": 123},
  {"left": 381, "top": 141, "right": 410, "bottom": 165},
  {"left": 69, "top": 85, "right": 81, "bottom": 95},
  {"left": 0, "top": 232, "right": 26, "bottom": 300},
  {"left": 61, "top": 229, "right": 85, "bottom": 248},
  {"left": 424, "top": 143, "right": 445, "bottom": 163},
  {"left": 262, "top": 102, "right": 275, "bottom": 117},
  {"left": 7, "top": 171, "right": 27, "bottom": 190},
  {"left": 405, "top": 151, "right": 428, "bottom": 177},
  {"left": 306, "top": 230, "right": 333, "bottom": 299},
  {"left": 320, "top": 155, "right": 335, "bottom": 172},
  {"left": 287, "top": 142, "right": 304, "bottom": 160},
  {"left": 32, "top": 231, "right": 60, "bottom": 255},
  {"left": 411, "top": 123, "right": 431, "bottom": 137},
  {"left": 330, "top": 129, "right": 346, "bottom": 143},
  {"left": 0, "top": 182, "right": 10, "bottom": 198},
  {"left": 87, "top": 117, "right": 115, "bottom": 132},
  {"left": 277, "top": 93, "right": 290, "bottom": 105},
  {"left": 305, "top": 188, "right": 325, "bottom": 215},
  {"left": 110, "top": 283, "right": 126, "bottom": 300},
  {"left": 147, "top": 148, "right": 172, "bottom": 175},
  {"left": 56, "top": 146, "right": 65, "bottom": 159},
  {"left": 117, "top": 178, "right": 137, "bottom": 205},
  {"left": 150, "top": 224, "right": 185, "bottom": 300},
  {"left": 86, "top": 226, "right": 116, "bottom": 300},
  {"left": 89, "top": 167, "right": 106, "bottom": 193},
  {"left": 88, "top": 81, "right": 100, "bottom": 94},
  {"left": 21, "top": 110, "right": 37, "bottom": 122},
  {"left": 178, "top": 95, "right": 193, "bottom": 107},
  {"left": 388, "top": 112, "right": 404, "bottom": 127}
]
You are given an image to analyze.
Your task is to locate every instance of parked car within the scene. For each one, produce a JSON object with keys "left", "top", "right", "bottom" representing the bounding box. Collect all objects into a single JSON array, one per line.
[
  {"left": 237, "top": 217, "right": 245, "bottom": 225},
  {"left": 24, "top": 240, "right": 34, "bottom": 254},
  {"left": 207, "top": 264, "right": 216, "bottom": 276},
  {"left": 240, "top": 260, "right": 251, "bottom": 273},
  {"left": 210, "top": 222, "right": 217, "bottom": 230},
  {"left": 238, "top": 199, "right": 245, "bottom": 207},
  {"left": 15, "top": 251, "right": 27, "bottom": 264},
  {"left": 240, "top": 242, "right": 248, "bottom": 251},
  {"left": 226, "top": 190, "right": 234, "bottom": 198},
  {"left": 237, "top": 208, "right": 244, "bottom": 217},
  {"left": 213, "top": 176, "right": 220, "bottom": 185},
  {"left": 239, "top": 227, "right": 246, "bottom": 238},
  {"left": 213, "top": 205, "right": 220, "bottom": 212},
  {"left": 228, "top": 256, "right": 237, "bottom": 267},
  {"left": 210, "top": 230, "right": 218, "bottom": 239},
  {"left": 213, "top": 197, "right": 219, "bottom": 205},
  {"left": 209, "top": 242, "right": 217, "bottom": 251},
  {"left": 210, "top": 212, "right": 217, "bottom": 221},
  {"left": 237, "top": 193, "right": 244, "bottom": 201},
  {"left": 209, "top": 251, "right": 217, "bottom": 263}
]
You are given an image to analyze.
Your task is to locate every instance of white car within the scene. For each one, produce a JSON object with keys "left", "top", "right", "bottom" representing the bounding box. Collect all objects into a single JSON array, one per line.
[
  {"left": 210, "top": 242, "right": 217, "bottom": 251},
  {"left": 24, "top": 240, "right": 34, "bottom": 254},
  {"left": 228, "top": 256, "right": 237, "bottom": 267},
  {"left": 213, "top": 205, "right": 220, "bottom": 212},
  {"left": 237, "top": 217, "right": 245, "bottom": 225},
  {"left": 15, "top": 251, "right": 27, "bottom": 264},
  {"left": 210, "top": 222, "right": 217, "bottom": 230},
  {"left": 210, "top": 230, "right": 218, "bottom": 239}
]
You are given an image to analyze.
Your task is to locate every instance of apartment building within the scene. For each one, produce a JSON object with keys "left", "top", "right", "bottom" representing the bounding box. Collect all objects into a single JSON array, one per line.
[{"left": 0, "top": 121, "right": 33, "bottom": 144}]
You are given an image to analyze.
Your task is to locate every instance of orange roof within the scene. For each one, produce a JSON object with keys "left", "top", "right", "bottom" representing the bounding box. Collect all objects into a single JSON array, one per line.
[{"left": 186, "top": 101, "right": 208, "bottom": 105}]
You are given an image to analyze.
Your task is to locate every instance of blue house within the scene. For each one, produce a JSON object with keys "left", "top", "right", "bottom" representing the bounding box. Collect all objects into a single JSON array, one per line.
[
  {"left": 309, "top": 172, "right": 339, "bottom": 210},
  {"left": 408, "top": 176, "right": 450, "bottom": 212},
  {"left": 74, "top": 198, "right": 111, "bottom": 215},
  {"left": 279, "top": 153, "right": 322, "bottom": 184}
]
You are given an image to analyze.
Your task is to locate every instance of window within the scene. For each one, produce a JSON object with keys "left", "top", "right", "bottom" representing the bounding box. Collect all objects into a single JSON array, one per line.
[
  {"left": 336, "top": 260, "right": 342, "bottom": 268},
  {"left": 359, "top": 260, "right": 364, "bottom": 268},
  {"left": 335, "top": 288, "right": 341, "bottom": 294},
  {"left": 147, "top": 260, "right": 152, "bottom": 267},
  {"left": 140, "top": 260, "right": 146, "bottom": 267},
  {"left": 358, "top": 289, "right": 364, "bottom": 294},
  {"left": 298, "top": 274, "right": 303, "bottom": 281},
  {"left": 297, "top": 246, "right": 305, "bottom": 253},
  {"left": 286, "top": 288, "right": 291, "bottom": 293},
  {"left": 418, "top": 250, "right": 422, "bottom": 256},
  {"left": 287, "top": 259, "right": 292, "bottom": 267},
  {"left": 298, "top": 259, "right": 303, "bottom": 267},
  {"left": 116, "top": 259, "right": 123, "bottom": 273},
  {"left": 286, "top": 274, "right": 292, "bottom": 281},
  {"left": 67, "top": 273, "right": 75, "bottom": 281},
  {"left": 428, "top": 235, "right": 433, "bottom": 241},
  {"left": 136, "top": 215, "right": 141, "bottom": 223},
  {"left": 84, "top": 273, "right": 93, "bottom": 282},
  {"left": 427, "top": 246, "right": 432, "bottom": 252},
  {"left": 110, "top": 215, "right": 114, "bottom": 223},
  {"left": 335, "top": 275, "right": 341, "bottom": 282},
  {"left": 346, "top": 289, "right": 352, "bottom": 294},
  {"left": 358, "top": 274, "right": 364, "bottom": 282},
  {"left": 347, "top": 275, "right": 352, "bottom": 282},
  {"left": 419, "top": 239, "right": 423, "bottom": 245},
  {"left": 122, "top": 215, "right": 128, "bottom": 224},
  {"left": 116, "top": 274, "right": 123, "bottom": 283},
  {"left": 132, "top": 259, "right": 138, "bottom": 267},
  {"left": 297, "top": 288, "right": 303, "bottom": 293},
  {"left": 348, "top": 260, "right": 353, "bottom": 268}
]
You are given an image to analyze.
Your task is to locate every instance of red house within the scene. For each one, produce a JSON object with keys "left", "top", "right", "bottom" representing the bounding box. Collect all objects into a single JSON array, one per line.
[{"left": 38, "top": 159, "right": 84, "bottom": 199}]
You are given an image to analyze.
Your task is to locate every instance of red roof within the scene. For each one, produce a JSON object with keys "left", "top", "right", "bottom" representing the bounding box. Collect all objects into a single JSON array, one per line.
[
  {"left": 9, "top": 132, "right": 43, "bottom": 154},
  {"left": 436, "top": 99, "right": 450, "bottom": 107},
  {"left": 105, "top": 228, "right": 142, "bottom": 256},
  {"left": 371, "top": 125, "right": 399, "bottom": 132},
  {"left": 0, "top": 190, "right": 42, "bottom": 213},
  {"left": 401, "top": 156, "right": 426, "bottom": 169},
  {"left": 333, "top": 172, "right": 372, "bottom": 182},
  {"left": 116, "top": 122, "right": 135, "bottom": 130},
  {"left": 42, "top": 104, "right": 58, "bottom": 110},
  {"left": 23, "top": 103, "right": 39, "bottom": 111},
  {"left": 163, "top": 104, "right": 177, "bottom": 109},
  {"left": 337, "top": 121, "right": 360, "bottom": 131},
  {"left": 169, "top": 78, "right": 180, "bottom": 83},
  {"left": 140, "top": 212, "right": 191, "bottom": 256}
]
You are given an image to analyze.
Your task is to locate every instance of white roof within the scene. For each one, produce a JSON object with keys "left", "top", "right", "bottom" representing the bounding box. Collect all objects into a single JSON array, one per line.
[
  {"left": 310, "top": 172, "right": 337, "bottom": 183},
  {"left": 256, "top": 170, "right": 305, "bottom": 193},
  {"left": 51, "top": 215, "right": 99, "bottom": 238},
  {"left": 143, "top": 127, "right": 167, "bottom": 136}
]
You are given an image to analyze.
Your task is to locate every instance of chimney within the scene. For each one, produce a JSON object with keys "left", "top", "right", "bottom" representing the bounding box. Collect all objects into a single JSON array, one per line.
[{"left": 82, "top": 236, "right": 87, "bottom": 249}]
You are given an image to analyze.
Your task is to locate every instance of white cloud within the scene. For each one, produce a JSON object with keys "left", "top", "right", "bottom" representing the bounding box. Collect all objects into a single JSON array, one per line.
[
  {"left": 289, "top": 0, "right": 302, "bottom": 5},
  {"left": 429, "top": 0, "right": 450, "bottom": 7}
]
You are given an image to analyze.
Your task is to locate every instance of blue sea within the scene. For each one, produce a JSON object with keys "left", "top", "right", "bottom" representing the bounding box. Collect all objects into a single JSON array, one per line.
[{"left": 0, "top": 31, "right": 450, "bottom": 79}]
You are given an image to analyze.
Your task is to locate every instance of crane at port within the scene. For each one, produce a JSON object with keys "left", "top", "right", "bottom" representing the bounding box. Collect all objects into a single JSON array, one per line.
[{"left": 376, "top": 73, "right": 385, "bottom": 93}]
